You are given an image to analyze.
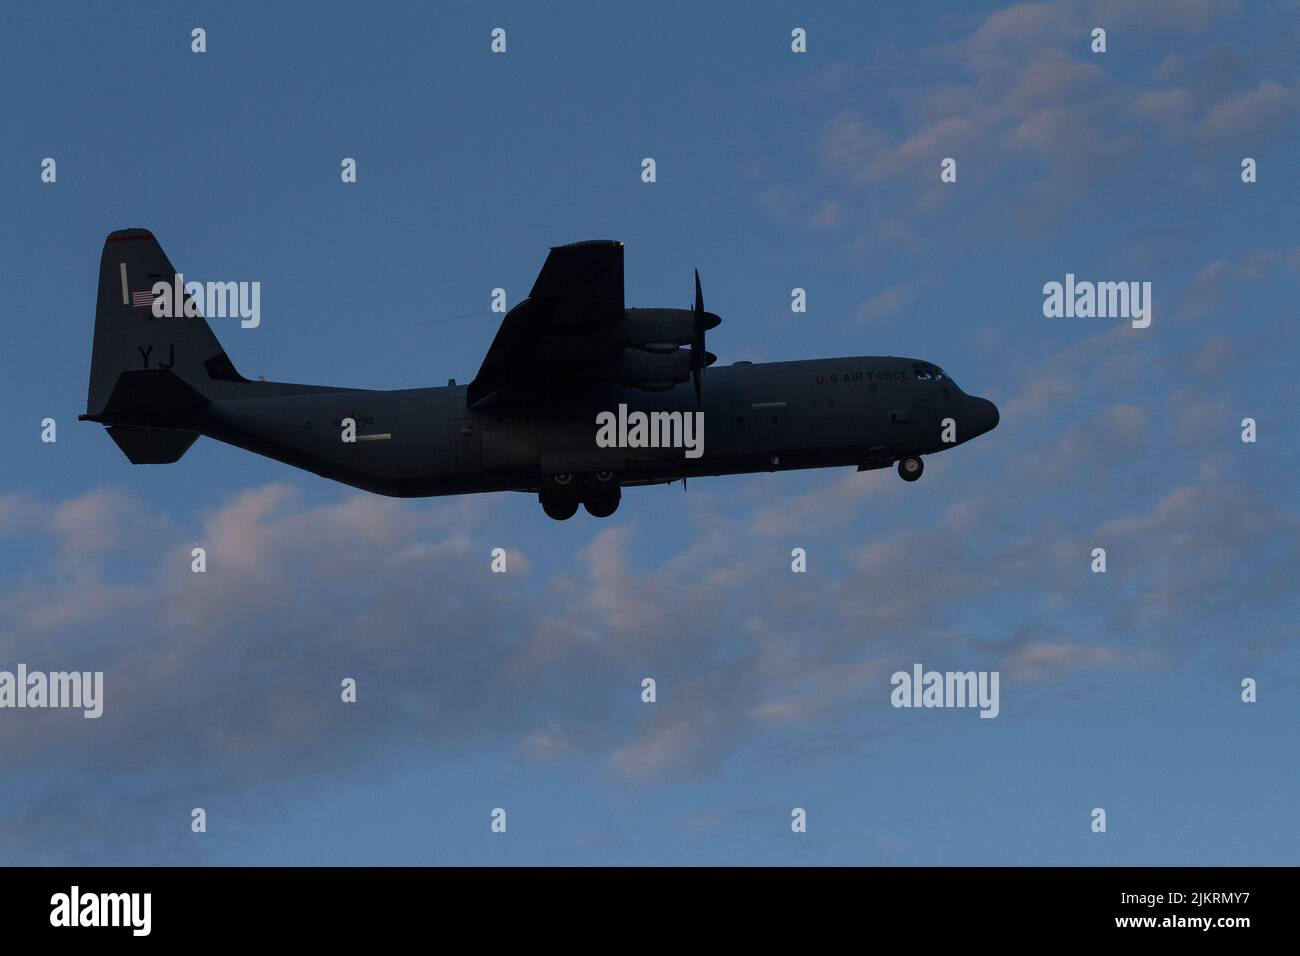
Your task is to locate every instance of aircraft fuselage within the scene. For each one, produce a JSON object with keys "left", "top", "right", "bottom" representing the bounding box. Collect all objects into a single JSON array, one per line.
[{"left": 192, "top": 355, "right": 999, "bottom": 500}]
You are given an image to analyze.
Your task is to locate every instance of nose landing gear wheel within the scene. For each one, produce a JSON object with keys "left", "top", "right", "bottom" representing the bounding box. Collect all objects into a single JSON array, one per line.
[{"left": 898, "top": 456, "right": 924, "bottom": 481}]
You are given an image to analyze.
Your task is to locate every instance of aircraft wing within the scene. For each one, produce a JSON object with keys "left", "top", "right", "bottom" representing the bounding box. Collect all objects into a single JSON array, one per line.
[
  {"left": 466, "top": 241, "right": 625, "bottom": 407},
  {"left": 466, "top": 240, "right": 719, "bottom": 408},
  {"left": 528, "top": 239, "right": 625, "bottom": 322}
]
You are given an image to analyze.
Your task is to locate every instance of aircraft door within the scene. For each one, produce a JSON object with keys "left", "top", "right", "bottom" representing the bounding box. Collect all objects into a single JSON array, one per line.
[{"left": 912, "top": 391, "right": 944, "bottom": 446}]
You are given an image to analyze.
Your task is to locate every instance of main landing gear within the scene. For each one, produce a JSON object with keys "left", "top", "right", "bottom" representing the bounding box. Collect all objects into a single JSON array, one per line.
[
  {"left": 539, "top": 471, "right": 621, "bottom": 520},
  {"left": 898, "top": 456, "right": 924, "bottom": 482}
]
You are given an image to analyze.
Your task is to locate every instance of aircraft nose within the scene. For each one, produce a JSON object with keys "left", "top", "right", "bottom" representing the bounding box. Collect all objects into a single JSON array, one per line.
[{"left": 968, "top": 396, "right": 999, "bottom": 437}]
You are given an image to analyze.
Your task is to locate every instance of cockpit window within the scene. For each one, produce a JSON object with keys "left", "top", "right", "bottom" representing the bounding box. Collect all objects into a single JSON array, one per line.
[{"left": 912, "top": 363, "right": 947, "bottom": 382}]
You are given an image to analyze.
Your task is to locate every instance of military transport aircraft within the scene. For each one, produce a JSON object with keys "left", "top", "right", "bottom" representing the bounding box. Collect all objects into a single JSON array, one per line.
[{"left": 82, "top": 230, "right": 999, "bottom": 519}]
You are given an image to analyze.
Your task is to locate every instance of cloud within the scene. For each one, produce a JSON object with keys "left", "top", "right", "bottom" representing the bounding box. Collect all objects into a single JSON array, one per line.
[
  {"left": 1151, "top": 45, "right": 1253, "bottom": 98},
  {"left": 0, "top": 492, "right": 43, "bottom": 536},
  {"left": 805, "top": 20, "right": 1140, "bottom": 241},
  {"left": 1201, "top": 79, "right": 1300, "bottom": 139},
  {"left": 3, "top": 382, "right": 1296, "bottom": 862},
  {"left": 1130, "top": 88, "right": 1197, "bottom": 128},
  {"left": 1031, "top": 403, "right": 1147, "bottom": 482},
  {"left": 763, "top": 0, "right": 1288, "bottom": 249},
  {"left": 1169, "top": 392, "right": 1230, "bottom": 445},
  {"left": 756, "top": 187, "right": 845, "bottom": 234},
  {"left": 946, "top": 3, "right": 1080, "bottom": 75},
  {"left": 997, "top": 323, "right": 1142, "bottom": 425},
  {"left": 1000, "top": 641, "right": 1118, "bottom": 680},
  {"left": 854, "top": 281, "right": 923, "bottom": 324},
  {"left": 804, "top": 199, "right": 844, "bottom": 231},
  {"left": 1182, "top": 245, "right": 1300, "bottom": 321},
  {"left": 1188, "top": 335, "right": 1238, "bottom": 375},
  {"left": 1089, "top": 481, "right": 1299, "bottom": 634}
]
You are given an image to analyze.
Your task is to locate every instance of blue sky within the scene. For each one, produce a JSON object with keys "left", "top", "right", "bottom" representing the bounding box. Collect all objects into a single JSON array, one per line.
[{"left": 1, "top": 0, "right": 1297, "bottom": 864}]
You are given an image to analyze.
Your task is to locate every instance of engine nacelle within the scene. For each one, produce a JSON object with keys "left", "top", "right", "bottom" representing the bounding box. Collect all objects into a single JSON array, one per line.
[
  {"left": 614, "top": 309, "right": 698, "bottom": 352},
  {"left": 596, "top": 347, "right": 692, "bottom": 390}
]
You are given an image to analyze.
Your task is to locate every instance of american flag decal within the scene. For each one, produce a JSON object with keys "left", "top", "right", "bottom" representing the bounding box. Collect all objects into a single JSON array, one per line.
[{"left": 131, "top": 290, "right": 155, "bottom": 308}]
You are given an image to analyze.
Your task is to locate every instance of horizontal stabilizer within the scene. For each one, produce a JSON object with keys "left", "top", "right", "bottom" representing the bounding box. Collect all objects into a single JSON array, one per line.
[
  {"left": 106, "top": 426, "right": 200, "bottom": 464},
  {"left": 81, "top": 369, "right": 209, "bottom": 428}
]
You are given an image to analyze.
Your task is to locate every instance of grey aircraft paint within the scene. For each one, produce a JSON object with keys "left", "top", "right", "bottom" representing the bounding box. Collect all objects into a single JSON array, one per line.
[{"left": 82, "top": 230, "right": 999, "bottom": 520}]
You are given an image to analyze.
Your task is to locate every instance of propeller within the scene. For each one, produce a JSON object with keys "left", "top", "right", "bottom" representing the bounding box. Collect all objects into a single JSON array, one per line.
[{"left": 690, "top": 270, "right": 721, "bottom": 408}]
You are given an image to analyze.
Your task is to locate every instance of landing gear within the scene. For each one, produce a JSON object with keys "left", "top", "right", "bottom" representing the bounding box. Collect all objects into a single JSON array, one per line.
[
  {"left": 580, "top": 471, "right": 620, "bottom": 518},
  {"left": 583, "top": 485, "right": 621, "bottom": 518},
  {"left": 539, "top": 473, "right": 579, "bottom": 520},
  {"left": 898, "top": 455, "right": 924, "bottom": 482},
  {"left": 538, "top": 472, "right": 622, "bottom": 519},
  {"left": 540, "top": 491, "right": 580, "bottom": 521}
]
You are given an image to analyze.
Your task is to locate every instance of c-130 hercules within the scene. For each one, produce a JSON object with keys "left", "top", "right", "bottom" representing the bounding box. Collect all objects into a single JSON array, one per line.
[{"left": 82, "top": 230, "right": 999, "bottom": 520}]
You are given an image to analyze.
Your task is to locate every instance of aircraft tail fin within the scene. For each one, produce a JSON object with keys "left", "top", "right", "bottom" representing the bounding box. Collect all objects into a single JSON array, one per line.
[{"left": 84, "top": 228, "right": 248, "bottom": 461}]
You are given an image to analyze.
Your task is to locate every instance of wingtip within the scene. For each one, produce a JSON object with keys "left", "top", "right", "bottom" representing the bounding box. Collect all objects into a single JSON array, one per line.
[
  {"left": 552, "top": 239, "right": 622, "bottom": 250},
  {"left": 105, "top": 227, "right": 156, "bottom": 244}
]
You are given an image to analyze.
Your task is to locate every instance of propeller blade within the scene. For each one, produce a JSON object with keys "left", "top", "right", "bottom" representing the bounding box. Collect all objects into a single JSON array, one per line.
[{"left": 691, "top": 270, "right": 705, "bottom": 408}]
